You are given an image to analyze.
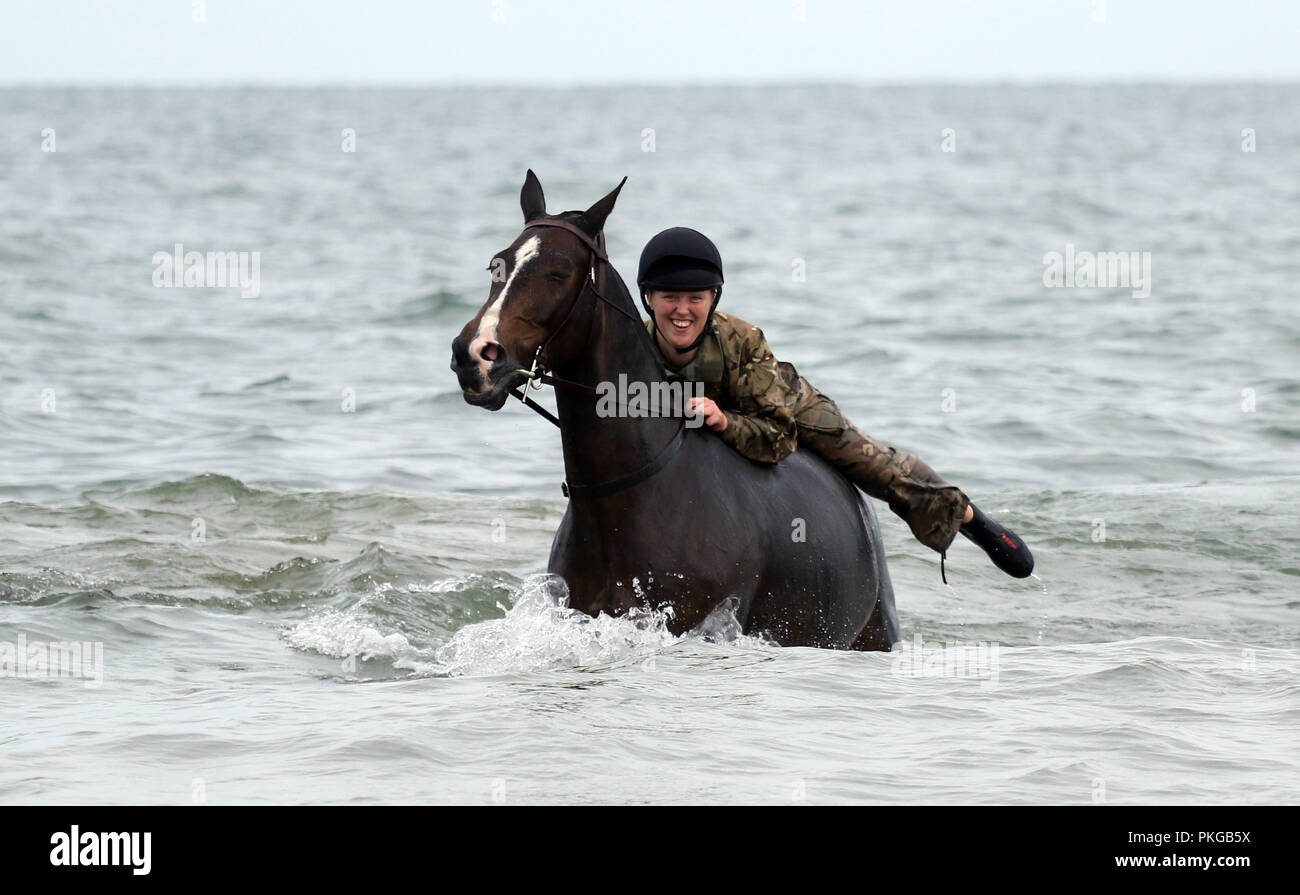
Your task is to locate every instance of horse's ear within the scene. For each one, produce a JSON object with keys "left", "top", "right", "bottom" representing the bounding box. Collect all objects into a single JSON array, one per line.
[
  {"left": 577, "top": 176, "right": 627, "bottom": 237},
  {"left": 521, "top": 169, "right": 546, "bottom": 222}
]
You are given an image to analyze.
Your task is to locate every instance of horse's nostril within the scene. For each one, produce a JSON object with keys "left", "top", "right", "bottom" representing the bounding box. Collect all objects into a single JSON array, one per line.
[{"left": 481, "top": 342, "right": 500, "bottom": 363}]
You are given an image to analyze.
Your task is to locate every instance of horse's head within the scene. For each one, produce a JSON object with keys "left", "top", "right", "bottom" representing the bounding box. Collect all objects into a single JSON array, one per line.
[{"left": 451, "top": 170, "right": 626, "bottom": 410}]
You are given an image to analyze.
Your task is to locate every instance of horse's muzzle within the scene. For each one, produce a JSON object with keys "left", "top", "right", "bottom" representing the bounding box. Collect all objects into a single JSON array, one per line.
[{"left": 450, "top": 335, "right": 524, "bottom": 410}]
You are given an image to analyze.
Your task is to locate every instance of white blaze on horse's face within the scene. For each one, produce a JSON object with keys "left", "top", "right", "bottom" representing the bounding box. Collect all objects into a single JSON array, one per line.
[{"left": 470, "top": 235, "right": 541, "bottom": 382}]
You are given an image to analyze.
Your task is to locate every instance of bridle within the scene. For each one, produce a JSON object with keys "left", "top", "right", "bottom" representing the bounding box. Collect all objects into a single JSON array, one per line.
[
  {"left": 505, "top": 218, "right": 687, "bottom": 500},
  {"left": 509, "top": 218, "right": 640, "bottom": 419}
]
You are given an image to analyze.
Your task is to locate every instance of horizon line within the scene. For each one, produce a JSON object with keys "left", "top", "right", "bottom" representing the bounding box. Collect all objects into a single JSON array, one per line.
[{"left": 4, "top": 76, "right": 1299, "bottom": 90}]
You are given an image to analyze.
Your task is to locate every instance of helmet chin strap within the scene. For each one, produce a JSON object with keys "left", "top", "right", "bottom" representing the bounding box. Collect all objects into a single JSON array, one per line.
[{"left": 643, "top": 287, "right": 723, "bottom": 356}]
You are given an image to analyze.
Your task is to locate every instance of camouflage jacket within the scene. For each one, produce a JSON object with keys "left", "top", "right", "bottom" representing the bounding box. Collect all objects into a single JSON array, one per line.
[{"left": 647, "top": 311, "right": 842, "bottom": 463}]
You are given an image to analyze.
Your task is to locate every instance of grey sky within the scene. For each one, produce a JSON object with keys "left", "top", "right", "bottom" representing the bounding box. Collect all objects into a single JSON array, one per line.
[{"left": 3, "top": 0, "right": 1298, "bottom": 85}]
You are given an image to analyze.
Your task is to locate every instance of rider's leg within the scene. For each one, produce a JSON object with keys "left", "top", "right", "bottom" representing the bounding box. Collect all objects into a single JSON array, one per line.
[
  {"left": 791, "top": 383, "right": 1033, "bottom": 578},
  {"left": 797, "top": 422, "right": 971, "bottom": 555}
]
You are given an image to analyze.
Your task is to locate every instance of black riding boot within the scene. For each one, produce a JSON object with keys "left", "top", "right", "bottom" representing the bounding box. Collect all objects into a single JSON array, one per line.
[{"left": 960, "top": 503, "right": 1034, "bottom": 578}]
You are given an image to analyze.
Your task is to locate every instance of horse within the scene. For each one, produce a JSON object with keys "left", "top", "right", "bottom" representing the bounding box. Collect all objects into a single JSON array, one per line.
[{"left": 451, "top": 171, "right": 899, "bottom": 650}]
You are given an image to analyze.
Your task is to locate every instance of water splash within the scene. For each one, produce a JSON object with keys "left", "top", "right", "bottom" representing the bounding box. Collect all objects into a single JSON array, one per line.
[
  {"left": 418, "top": 574, "right": 680, "bottom": 677},
  {"left": 281, "top": 592, "right": 428, "bottom": 670},
  {"left": 283, "top": 572, "right": 783, "bottom": 679}
]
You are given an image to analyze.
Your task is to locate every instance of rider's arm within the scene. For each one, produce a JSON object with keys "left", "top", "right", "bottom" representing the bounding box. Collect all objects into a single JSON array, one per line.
[{"left": 717, "top": 324, "right": 799, "bottom": 463}]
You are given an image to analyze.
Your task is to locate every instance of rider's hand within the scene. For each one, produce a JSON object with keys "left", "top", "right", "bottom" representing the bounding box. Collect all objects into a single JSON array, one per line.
[{"left": 689, "top": 397, "right": 729, "bottom": 432}]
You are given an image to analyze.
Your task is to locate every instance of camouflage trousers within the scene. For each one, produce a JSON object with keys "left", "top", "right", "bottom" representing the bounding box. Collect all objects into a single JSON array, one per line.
[{"left": 784, "top": 369, "right": 970, "bottom": 554}]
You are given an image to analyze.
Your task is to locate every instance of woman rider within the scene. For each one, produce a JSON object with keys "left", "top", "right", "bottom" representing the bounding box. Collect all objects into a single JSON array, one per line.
[{"left": 637, "top": 227, "right": 1034, "bottom": 580}]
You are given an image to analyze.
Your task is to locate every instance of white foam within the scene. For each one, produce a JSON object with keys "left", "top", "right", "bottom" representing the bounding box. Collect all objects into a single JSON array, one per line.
[
  {"left": 283, "top": 573, "right": 777, "bottom": 679},
  {"left": 418, "top": 574, "right": 678, "bottom": 677},
  {"left": 282, "top": 603, "right": 423, "bottom": 665}
]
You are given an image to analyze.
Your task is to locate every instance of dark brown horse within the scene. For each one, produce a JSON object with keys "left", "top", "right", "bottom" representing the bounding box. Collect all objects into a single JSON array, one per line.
[{"left": 451, "top": 171, "right": 898, "bottom": 650}]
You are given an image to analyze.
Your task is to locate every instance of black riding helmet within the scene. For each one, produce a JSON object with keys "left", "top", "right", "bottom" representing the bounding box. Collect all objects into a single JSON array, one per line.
[{"left": 637, "top": 227, "right": 724, "bottom": 356}]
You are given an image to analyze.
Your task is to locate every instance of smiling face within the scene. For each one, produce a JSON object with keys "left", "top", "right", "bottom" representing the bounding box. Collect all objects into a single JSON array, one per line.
[{"left": 647, "top": 288, "right": 717, "bottom": 360}]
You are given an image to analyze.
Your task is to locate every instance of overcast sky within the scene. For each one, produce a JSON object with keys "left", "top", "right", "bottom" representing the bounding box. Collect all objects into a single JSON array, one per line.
[{"left": 3, "top": 0, "right": 1298, "bottom": 85}]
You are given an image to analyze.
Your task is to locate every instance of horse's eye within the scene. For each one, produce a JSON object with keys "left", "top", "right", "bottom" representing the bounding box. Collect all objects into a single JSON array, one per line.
[{"left": 549, "top": 271, "right": 570, "bottom": 282}]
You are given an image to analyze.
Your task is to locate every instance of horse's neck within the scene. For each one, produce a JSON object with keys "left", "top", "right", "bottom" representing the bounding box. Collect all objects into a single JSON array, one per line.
[{"left": 553, "top": 295, "right": 681, "bottom": 488}]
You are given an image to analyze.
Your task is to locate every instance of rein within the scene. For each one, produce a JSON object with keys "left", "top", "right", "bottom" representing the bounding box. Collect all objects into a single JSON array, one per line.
[{"left": 507, "top": 218, "right": 688, "bottom": 500}]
